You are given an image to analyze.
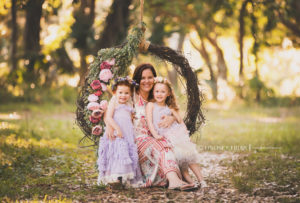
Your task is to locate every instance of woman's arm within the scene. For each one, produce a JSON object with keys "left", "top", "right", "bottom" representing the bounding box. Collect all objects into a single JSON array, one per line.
[
  {"left": 170, "top": 109, "right": 183, "bottom": 123},
  {"left": 145, "top": 102, "right": 163, "bottom": 140},
  {"left": 158, "top": 114, "right": 176, "bottom": 128},
  {"left": 105, "top": 99, "right": 123, "bottom": 138}
]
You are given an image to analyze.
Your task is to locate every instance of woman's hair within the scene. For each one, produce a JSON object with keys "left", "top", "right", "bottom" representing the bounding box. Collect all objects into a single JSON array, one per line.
[
  {"left": 111, "top": 78, "right": 133, "bottom": 93},
  {"left": 132, "top": 63, "right": 157, "bottom": 100},
  {"left": 153, "top": 77, "right": 179, "bottom": 111}
]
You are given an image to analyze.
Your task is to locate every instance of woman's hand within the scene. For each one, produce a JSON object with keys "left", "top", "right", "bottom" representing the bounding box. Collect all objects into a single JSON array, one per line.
[
  {"left": 153, "top": 134, "right": 164, "bottom": 140},
  {"left": 131, "top": 112, "right": 136, "bottom": 121},
  {"left": 158, "top": 115, "right": 176, "bottom": 128}
]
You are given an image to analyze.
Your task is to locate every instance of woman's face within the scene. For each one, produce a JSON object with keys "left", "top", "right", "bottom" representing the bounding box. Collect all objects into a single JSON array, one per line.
[{"left": 139, "top": 69, "right": 155, "bottom": 93}]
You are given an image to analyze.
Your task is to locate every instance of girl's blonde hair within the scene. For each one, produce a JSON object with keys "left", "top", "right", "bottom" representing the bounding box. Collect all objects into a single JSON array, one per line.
[{"left": 153, "top": 77, "right": 179, "bottom": 111}]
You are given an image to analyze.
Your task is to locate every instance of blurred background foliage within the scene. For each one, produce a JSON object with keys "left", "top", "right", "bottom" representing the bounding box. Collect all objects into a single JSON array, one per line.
[{"left": 0, "top": 0, "right": 300, "bottom": 105}]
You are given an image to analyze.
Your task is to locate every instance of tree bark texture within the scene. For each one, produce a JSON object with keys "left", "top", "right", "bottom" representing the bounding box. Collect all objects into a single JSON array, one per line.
[
  {"left": 23, "top": 0, "right": 44, "bottom": 83},
  {"left": 11, "top": 0, "right": 17, "bottom": 72},
  {"left": 206, "top": 34, "right": 228, "bottom": 81},
  {"left": 72, "top": 0, "right": 95, "bottom": 86},
  {"left": 191, "top": 37, "right": 218, "bottom": 100},
  {"left": 238, "top": 0, "right": 251, "bottom": 83},
  {"left": 96, "top": 0, "right": 132, "bottom": 49},
  {"left": 168, "top": 32, "right": 185, "bottom": 89}
]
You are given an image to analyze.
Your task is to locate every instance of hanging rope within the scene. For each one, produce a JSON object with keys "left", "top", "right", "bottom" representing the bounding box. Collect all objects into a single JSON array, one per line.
[
  {"left": 140, "top": 0, "right": 144, "bottom": 26},
  {"left": 139, "top": 0, "right": 150, "bottom": 52}
]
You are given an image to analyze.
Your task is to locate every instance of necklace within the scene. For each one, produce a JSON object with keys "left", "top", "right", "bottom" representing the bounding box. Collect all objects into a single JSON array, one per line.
[
  {"left": 137, "top": 91, "right": 148, "bottom": 103},
  {"left": 140, "top": 94, "right": 147, "bottom": 102}
]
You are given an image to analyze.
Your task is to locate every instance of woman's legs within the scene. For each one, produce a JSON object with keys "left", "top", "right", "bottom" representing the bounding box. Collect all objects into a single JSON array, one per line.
[{"left": 166, "top": 171, "right": 189, "bottom": 188}]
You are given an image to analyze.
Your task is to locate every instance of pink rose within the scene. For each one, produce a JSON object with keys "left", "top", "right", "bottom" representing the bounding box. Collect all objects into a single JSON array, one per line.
[
  {"left": 99, "top": 100, "right": 108, "bottom": 111},
  {"left": 101, "top": 83, "right": 107, "bottom": 91},
  {"left": 87, "top": 102, "right": 100, "bottom": 110},
  {"left": 90, "top": 80, "right": 101, "bottom": 90},
  {"left": 94, "top": 90, "right": 103, "bottom": 96},
  {"left": 88, "top": 94, "right": 98, "bottom": 102},
  {"left": 92, "top": 109, "right": 103, "bottom": 119},
  {"left": 99, "top": 69, "right": 113, "bottom": 83},
  {"left": 100, "top": 61, "right": 112, "bottom": 70},
  {"left": 89, "top": 115, "right": 100, "bottom": 124},
  {"left": 107, "top": 58, "right": 115, "bottom": 66},
  {"left": 92, "top": 125, "right": 102, "bottom": 136}
]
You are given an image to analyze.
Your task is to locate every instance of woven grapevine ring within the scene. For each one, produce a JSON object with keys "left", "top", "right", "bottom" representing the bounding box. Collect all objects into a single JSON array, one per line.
[{"left": 76, "top": 25, "right": 205, "bottom": 146}]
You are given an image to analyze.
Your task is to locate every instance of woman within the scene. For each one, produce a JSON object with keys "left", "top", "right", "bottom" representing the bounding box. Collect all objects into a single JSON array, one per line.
[{"left": 106, "top": 63, "right": 194, "bottom": 190}]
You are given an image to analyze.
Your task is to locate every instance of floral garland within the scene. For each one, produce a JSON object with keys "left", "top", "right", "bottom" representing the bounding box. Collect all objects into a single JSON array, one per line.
[{"left": 78, "top": 26, "right": 144, "bottom": 144}]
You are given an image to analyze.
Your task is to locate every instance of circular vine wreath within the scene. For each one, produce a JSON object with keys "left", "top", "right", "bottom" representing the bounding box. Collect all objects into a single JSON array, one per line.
[{"left": 76, "top": 25, "right": 205, "bottom": 146}]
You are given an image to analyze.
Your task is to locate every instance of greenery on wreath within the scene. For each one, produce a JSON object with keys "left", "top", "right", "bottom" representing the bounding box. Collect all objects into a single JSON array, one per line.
[{"left": 78, "top": 25, "right": 144, "bottom": 144}]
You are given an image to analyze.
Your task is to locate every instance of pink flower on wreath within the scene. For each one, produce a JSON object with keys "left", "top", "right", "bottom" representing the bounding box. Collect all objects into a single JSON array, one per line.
[
  {"left": 90, "top": 80, "right": 101, "bottom": 90},
  {"left": 88, "top": 94, "right": 98, "bottom": 102},
  {"left": 99, "top": 100, "right": 108, "bottom": 111},
  {"left": 92, "top": 109, "right": 103, "bottom": 119},
  {"left": 107, "top": 58, "right": 115, "bottom": 66},
  {"left": 100, "top": 58, "right": 115, "bottom": 70},
  {"left": 89, "top": 115, "right": 100, "bottom": 124},
  {"left": 94, "top": 90, "right": 103, "bottom": 96},
  {"left": 101, "top": 83, "right": 107, "bottom": 91},
  {"left": 99, "top": 69, "right": 113, "bottom": 83},
  {"left": 92, "top": 125, "right": 102, "bottom": 136},
  {"left": 100, "top": 61, "right": 111, "bottom": 70},
  {"left": 87, "top": 102, "right": 100, "bottom": 110}
]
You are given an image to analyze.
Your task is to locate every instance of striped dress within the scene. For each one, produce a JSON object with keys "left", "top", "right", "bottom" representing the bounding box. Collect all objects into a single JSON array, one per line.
[{"left": 133, "top": 95, "right": 181, "bottom": 187}]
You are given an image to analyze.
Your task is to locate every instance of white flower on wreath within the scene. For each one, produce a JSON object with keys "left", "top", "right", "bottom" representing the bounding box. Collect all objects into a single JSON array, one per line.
[{"left": 154, "top": 76, "right": 167, "bottom": 83}]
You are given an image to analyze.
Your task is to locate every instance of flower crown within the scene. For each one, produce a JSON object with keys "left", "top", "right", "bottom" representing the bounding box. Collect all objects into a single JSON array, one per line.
[
  {"left": 154, "top": 76, "right": 168, "bottom": 84},
  {"left": 111, "top": 76, "right": 138, "bottom": 90}
]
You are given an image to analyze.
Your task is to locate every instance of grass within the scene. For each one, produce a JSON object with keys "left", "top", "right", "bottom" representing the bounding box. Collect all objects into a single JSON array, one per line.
[
  {"left": 191, "top": 102, "right": 300, "bottom": 198},
  {"left": 0, "top": 101, "right": 299, "bottom": 201},
  {"left": 0, "top": 102, "right": 97, "bottom": 201},
  {"left": 192, "top": 103, "right": 300, "bottom": 155}
]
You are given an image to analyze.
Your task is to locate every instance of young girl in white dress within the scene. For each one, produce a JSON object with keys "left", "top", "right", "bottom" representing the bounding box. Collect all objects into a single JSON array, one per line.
[{"left": 145, "top": 77, "right": 207, "bottom": 188}]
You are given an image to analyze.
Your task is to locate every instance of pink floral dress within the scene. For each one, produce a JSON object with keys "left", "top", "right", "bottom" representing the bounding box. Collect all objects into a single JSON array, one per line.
[{"left": 133, "top": 95, "right": 181, "bottom": 187}]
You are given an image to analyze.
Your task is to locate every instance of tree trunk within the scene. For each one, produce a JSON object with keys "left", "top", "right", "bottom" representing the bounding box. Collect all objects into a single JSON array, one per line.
[
  {"left": 79, "top": 50, "right": 88, "bottom": 86},
  {"left": 239, "top": 0, "right": 251, "bottom": 84},
  {"left": 255, "top": 66, "right": 261, "bottom": 102},
  {"left": 191, "top": 37, "right": 218, "bottom": 100},
  {"left": 149, "top": 16, "right": 167, "bottom": 45},
  {"left": 96, "top": 0, "right": 132, "bottom": 49},
  {"left": 52, "top": 47, "right": 75, "bottom": 74},
  {"left": 238, "top": 0, "right": 251, "bottom": 98},
  {"left": 72, "top": 0, "right": 96, "bottom": 86},
  {"left": 206, "top": 34, "right": 228, "bottom": 81},
  {"left": 11, "top": 0, "right": 17, "bottom": 72},
  {"left": 23, "top": 0, "right": 45, "bottom": 84},
  {"left": 75, "top": 0, "right": 131, "bottom": 86},
  {"left": 168, "top": 32, "right": 185, "bottom": 89}
]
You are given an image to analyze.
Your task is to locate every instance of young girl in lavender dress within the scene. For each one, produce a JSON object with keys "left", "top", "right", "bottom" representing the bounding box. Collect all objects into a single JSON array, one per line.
[
  {"left": 145, "top": 77, "right": 207, "bottom": 188},
  {"left": 97, "top": 77, "right": 143, "bottom": 187}
]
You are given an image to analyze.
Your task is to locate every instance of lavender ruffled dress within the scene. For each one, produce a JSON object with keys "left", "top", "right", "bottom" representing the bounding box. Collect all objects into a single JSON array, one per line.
[{"left": 97, "top": 103, "right": 143, "bottom": 187}]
